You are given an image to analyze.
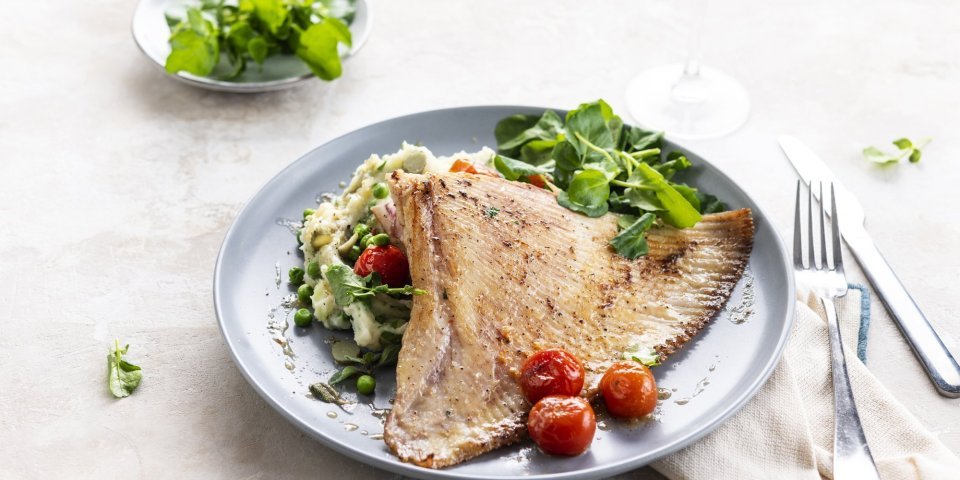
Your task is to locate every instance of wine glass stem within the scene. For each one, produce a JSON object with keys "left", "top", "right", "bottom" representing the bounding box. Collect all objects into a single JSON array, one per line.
[{"left": 673, "top": 0, "right": 707, "bottom": 103}]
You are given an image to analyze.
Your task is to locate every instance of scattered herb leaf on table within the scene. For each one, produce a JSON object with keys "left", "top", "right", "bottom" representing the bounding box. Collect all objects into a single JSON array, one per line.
[
  {"left": 107, "top": 340, "right": 143, "bottom": 398},
  {"left": 863, "top": 137, "right": 931, "bottom": 165}
]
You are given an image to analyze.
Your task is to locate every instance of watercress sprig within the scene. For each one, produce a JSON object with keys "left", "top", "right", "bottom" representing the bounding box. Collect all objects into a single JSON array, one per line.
[
  {"left": 863, "top": 137, "right": 931, "bottom": 165},
  {"left": 107, "top": 340, "right": 143, "bottom": 398}
]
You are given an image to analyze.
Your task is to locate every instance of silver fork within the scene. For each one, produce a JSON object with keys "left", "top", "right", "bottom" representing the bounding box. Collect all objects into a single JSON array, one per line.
[{"left": 794, "top": 180, "right": 881, "bottom": 479}]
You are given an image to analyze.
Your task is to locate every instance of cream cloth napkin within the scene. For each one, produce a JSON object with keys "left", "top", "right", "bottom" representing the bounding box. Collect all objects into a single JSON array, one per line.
[{"left": 651, "top": 288, "right": 960, "bottom": 480}]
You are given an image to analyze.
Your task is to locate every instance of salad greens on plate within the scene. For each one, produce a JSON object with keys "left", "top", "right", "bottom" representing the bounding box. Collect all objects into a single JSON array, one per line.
[{"left": 493, "top": 100, "right": 726, "bottom": 259}]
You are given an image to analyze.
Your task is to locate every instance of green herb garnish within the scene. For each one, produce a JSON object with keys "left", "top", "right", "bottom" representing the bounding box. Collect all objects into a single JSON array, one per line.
[
  {"left": 863, "top": 137, "right": 931, "bottom": 165},
  {"left": 164, "top": 0, "right": 355, "bottom": 80},
  {"left": 329, "top": 365, "right": 363, "bottom": 385},
  {"left": 484, "top": 207, "right": 501, "bottom": 218},
  {"left": 107, "top": 340, "right": 143, "bottom": 398},
  {"left": 623, "top": 345, "right": 661, "bottom": 367},
  {"left": 310, "top": 382, "right": 350, "bottom": 405},
  {"left": 325, "top": 264, "right": 425, "bottom": 307},
  {"left": 609, "top": 213, "right": 656, "bottom": 260},
  {"left": 494, "top": 100, "right": 725, "bottom": 258}
]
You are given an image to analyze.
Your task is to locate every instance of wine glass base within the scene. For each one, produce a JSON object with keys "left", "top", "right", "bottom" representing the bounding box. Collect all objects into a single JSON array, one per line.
[{"left": 625, "top": 63, "right": 750, "bottom": 140}]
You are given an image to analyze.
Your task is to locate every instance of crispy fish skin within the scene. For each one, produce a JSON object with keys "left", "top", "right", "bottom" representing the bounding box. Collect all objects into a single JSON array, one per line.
[{"left": 383, "top": 171, "right": 754, "bottom": 468}]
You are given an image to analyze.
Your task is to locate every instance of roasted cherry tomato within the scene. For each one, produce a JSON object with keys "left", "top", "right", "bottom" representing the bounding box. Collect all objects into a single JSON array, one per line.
[
  {"left": 353, "top": 245, "right": 411, "bottom": 288},
  {"left": 527, "top": 174, "right": 547, "bottom": 188},
  {"left": 527, "top": 395, "right": 596, "bottom": 456},
  {"left": 599, "top": 362, "right": 658, "bottom": 418},
  {"left": 449, "top": 159, "right": 499, "bottom": 177},
  {"left": 519, "top": 349, "right": 585, "bottom": 403}
]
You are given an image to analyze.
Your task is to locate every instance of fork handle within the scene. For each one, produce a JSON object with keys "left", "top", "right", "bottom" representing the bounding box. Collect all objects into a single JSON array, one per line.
[
  {"left": 844, "top": 229, "right": 960, "bottom": 397},
  {"left": 822, "top": 297, "right": 882, "bottom": 479}
]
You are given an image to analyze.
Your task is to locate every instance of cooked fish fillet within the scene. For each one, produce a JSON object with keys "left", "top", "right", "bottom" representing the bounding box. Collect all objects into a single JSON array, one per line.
[{"left": 383, "top": 171, "right": 754, "bottom": 468}]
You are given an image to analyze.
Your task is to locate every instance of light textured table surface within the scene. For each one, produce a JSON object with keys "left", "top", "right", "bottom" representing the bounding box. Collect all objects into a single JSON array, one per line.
[{"left": 2, "top": 0, "right": 958, "bottom": 478}]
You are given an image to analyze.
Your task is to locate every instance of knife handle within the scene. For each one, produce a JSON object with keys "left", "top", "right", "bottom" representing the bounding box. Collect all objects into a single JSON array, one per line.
[{"left": 844, "top": 229, "right": 960, "bottom": 397}]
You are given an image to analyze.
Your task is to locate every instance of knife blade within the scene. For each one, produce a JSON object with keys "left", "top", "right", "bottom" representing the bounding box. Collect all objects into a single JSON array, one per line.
[{"left": 778, "top": 135, "right": 960, "bottom": 397}]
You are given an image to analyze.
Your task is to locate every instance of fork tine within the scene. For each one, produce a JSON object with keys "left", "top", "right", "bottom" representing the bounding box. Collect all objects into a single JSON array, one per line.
[
  {"left": 819, "top": 182, "right": 828, "bottom": 269},
  {"left": 793, "top": 180, "right": 803, "bottom": 268},
  {"left": 807, "top": 181, "right": 816, "bottom": 269},
  {"left": 831, "top": 183, "right": 843, "bottom": 270}
]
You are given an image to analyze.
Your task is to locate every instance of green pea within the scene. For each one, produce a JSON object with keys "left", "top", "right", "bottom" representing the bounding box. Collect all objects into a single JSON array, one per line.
[
  {"left": 359, "top": 234, "right": 373, "bottom": 248},
  {"left": 303, "top": 208, "right": 315, "bottom": 219},
  {"left": 348, "top": 245, "right": 362, "bottom": 261},
  {"left": 293, "top": 308, "right": 312, "bottom": 327},
  {"left": 288, "top": 267, "right": 305, "bottom": 285},
  {"left": 369, "top": 234, "right": 390, "bottom": 247},
  {"left": 306, "top": 260, "right": 321, "bottom": 279},
  {"left": 372, "top": 182, "right": 389, "bottom": 199},
  {"left": 356, "top": 374, "right": 376, "bottom": 395},
  {"left": 353, "top": 223, "right": 371, "bottom": 238},
  {"left": 297, "top": 283, "right": 314, "bottom": 305}
]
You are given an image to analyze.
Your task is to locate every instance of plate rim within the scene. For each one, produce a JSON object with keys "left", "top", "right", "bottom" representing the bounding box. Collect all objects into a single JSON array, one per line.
[
  {"left": 131, "top": 0, "right": 372, "bottom": 93},
  {"left": 213, "top": 105, "right": 797, "bottom": 479}
]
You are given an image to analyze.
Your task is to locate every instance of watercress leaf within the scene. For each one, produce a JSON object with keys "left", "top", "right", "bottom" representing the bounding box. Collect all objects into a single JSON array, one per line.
[
  {"left": 696, "top": 192, "right": 727, "bottom": 214},
  {"left": 497, "top": 110, "right": 564, "bottom": 154},
  {"left": 228, "top": 21, "right": 255, "bottom": 51},
  {"left": 324, "top": 264, "right": 364, "bottom": 306},
  {"left": 557, "top": 169, "right": 610, "bottom": 217},
  {"left": 494, "top": 155, "right": 552, "bottom": 181},
  {"left": 623, "top": 344, "right": 661, "bottom": 367},
  {"left": 582, "top": 158, "right": 621, "bottom": 181},
  {"left": 621, "top": 125, "right": 664, "bottom": 151},
  {"left": 164, "top": 12, "right": 182, "bottom": 28},
  {"left": 165, "top": 9, "right": 219, "bottom": 76},
  {"left": 892, "top": 138, "right": 913, "bottom": 150},
  {"left": 616, "top": 214, "right": 639, "bottom": 230},
  {"left": 329, "top": 366, "right": 363, "bottom": 385},
  {"left": 623, "top": 184, "right": 663, "bottom": 212},
  {"left": 551, "top": 140, "right": 582, "bottom": 175},
  {"left": 294, "top": 18, "right": 352, "bottom": 80},
  {"left": 107, "top": 340, "right": 143, "bottom": 398},
  {"left": 565, "top": 101, "right": 615, "bottom": 160},
  {"left": 610, "top": 212, "right": 656, "bottom": 259},
  {"left": 670, "top": 183, "right": 701, "bottom": 212},
  {"left": 653, "top": 153, "right": 691, "bottom": 180},
  {"left": 862, "top": 146, "right": 901, "bottom": 164},
  {"left": 375, "top": 344, "right": 401, "bottom": 368},
  {"left": 495, "top": 115, "right": 539, "bottom": 152},
  {"left": 909, "top": 149, "right": 922, "bottom": 163},
  {"left": 250, "top": 0, "right": 288, "bottom": 34},
  {"left": 519, "top": 139, "right": 558, "bottom": 166},
  {"left": 248, "top": 36, "right": 268, "bottom": 64},
  {"left": 634, "top": 163, "right": 701, "bottom": 228}
]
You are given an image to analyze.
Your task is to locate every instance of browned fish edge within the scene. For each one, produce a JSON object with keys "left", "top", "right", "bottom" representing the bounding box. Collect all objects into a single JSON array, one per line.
[{"left": 652, "top": 209, "right": 755, "bottom": 360}]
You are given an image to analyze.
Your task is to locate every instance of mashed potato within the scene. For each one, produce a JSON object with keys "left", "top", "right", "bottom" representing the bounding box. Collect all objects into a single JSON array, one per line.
[{"left": 300, "top": 143, "right": 495, "bottom": 349}]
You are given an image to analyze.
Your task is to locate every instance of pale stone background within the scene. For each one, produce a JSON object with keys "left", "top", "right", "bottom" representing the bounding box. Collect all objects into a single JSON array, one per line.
[{"left": 1, "top": 0, "right": 958, "bottom": 478}]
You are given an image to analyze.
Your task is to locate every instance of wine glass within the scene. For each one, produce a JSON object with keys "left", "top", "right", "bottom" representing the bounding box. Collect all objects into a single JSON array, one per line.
[{"left": 624, "top": 0, "right": 750, "bottom": 139}]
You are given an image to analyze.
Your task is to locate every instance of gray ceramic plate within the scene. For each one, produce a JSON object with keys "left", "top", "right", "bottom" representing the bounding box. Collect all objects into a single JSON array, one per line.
[
  {"left": 213, "top": 106, "right": 795, "bottom": 479},
  {"left": 132, "top": 0, "right": 371, "bottom": 92}
]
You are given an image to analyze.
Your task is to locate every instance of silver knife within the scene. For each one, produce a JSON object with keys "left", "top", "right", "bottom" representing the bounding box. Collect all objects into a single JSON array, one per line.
[{"left": 779, "top": 135, "right": 960, "bottom": 398}]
